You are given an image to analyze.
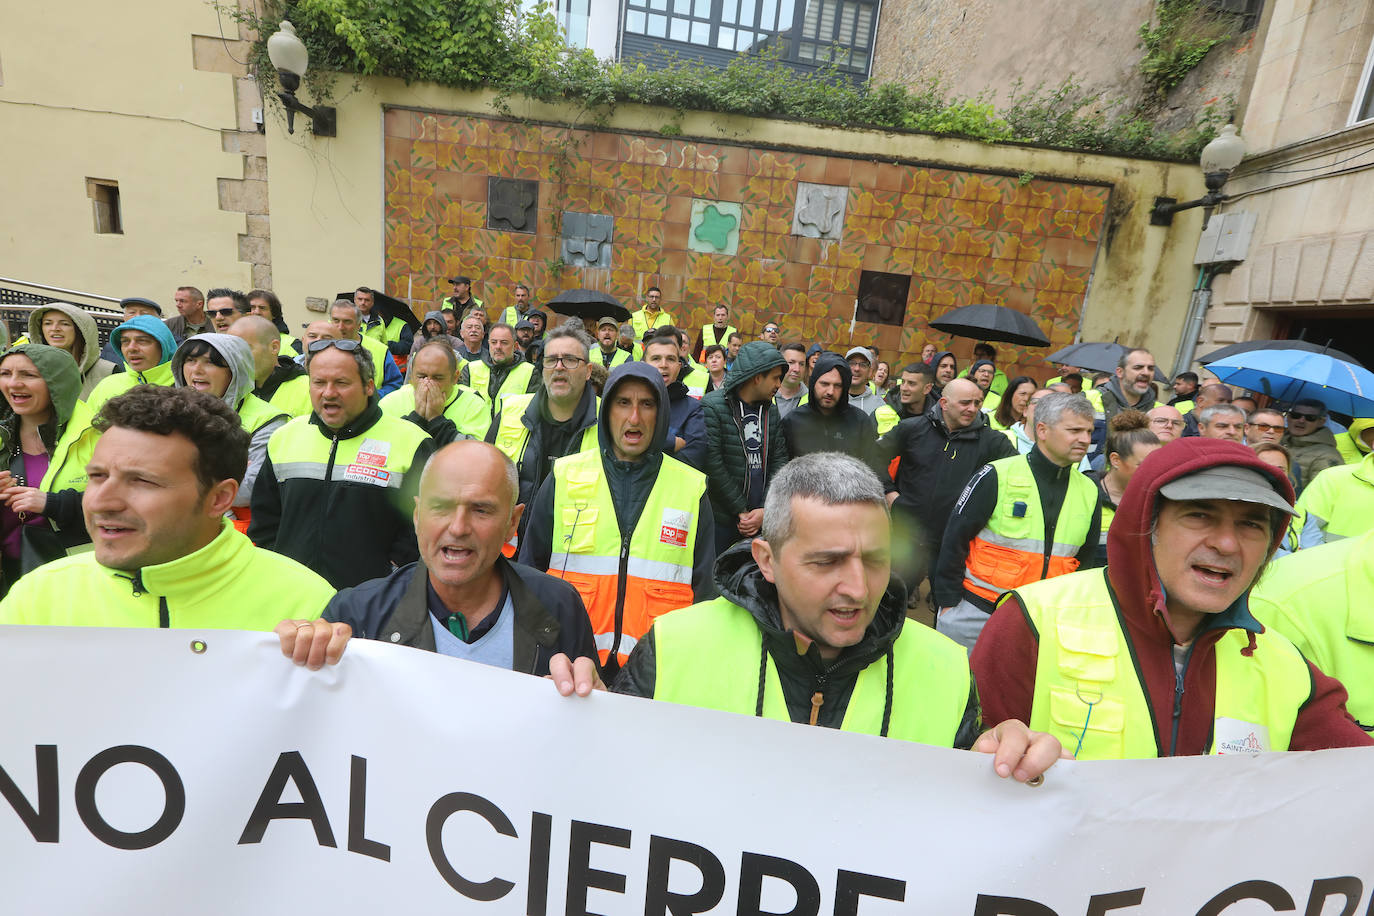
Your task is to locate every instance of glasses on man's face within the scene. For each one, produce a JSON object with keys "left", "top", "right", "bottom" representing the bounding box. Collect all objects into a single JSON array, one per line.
[
  {"left": 1151, "top": 417, "right": 1186, "bottom": 429},
  {"left": 307, "top": 338, "right": 360, "bottom": 353},
  {"left": 764, "top": 326, "right": 779, "bottom": 333},
  {"left": 542, "top": 354, "right": 587, "bottom": 369},
  {"left": 1288, "top": 410, "right": 1321, "bottom": 422},
  {"left": 208, "top": 307, "right": 239, "bottom": 318},
  {"left": 1247, "top": 422, "right": 1285, "bottom": 433}
]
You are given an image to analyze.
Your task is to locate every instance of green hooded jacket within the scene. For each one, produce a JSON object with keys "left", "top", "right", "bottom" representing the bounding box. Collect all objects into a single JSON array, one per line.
[{"left": 26, "top": 302, "right": 116, "bottom": 399}]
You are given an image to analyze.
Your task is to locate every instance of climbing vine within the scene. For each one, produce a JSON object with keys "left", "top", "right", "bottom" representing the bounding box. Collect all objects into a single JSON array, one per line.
[
  {"left": 234, "top": 0, "right": 1223, "bottom": 161},
  {"left": 1139, "top": 0, "right": 1236, "bottom": 98}
]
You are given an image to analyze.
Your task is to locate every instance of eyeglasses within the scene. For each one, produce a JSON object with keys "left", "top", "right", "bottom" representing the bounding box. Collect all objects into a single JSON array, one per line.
[
  {"left": 307, "top": 338, "right": 360, "bottom": 353},
  {"left": 1288, "top": 410, "right": 1322, "bottom": 421},
  {"left": 763, "top": 326, "right": 779, "bottom": 333},
  {"left": 207, "top": 307, "right": 240, "bottom": 318},
  {"left": 1247, "top": 422, "right": 1285, "bottom": 433},
  {"left": 542, "top": 354, "right": 587, "bottom": 369},
  {"left": 1150, "top": 417, "right": 1186, "bottom": 428}
]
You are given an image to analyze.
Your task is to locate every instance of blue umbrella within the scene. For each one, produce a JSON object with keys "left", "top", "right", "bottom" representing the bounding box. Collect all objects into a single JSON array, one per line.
[{"left": 1206, "top": 348, "right": 1374, "bottom": 415}]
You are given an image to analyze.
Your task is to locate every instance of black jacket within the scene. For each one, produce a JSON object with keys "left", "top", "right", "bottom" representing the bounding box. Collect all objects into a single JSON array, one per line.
[
  {"left": 324, "top": 557, "right": 596, "bottom": 676},
  {"left": 249, "top": 402, "right": 435, "bottom": 589},
  {"left": 932, "top": 444, "right": 1102, "bottom": 612},
  {"left": 664, "top": 378, "right": 707, "bottom": 471},
  {"left": 700, "top": 342, "right": 789, "bottom": 518},
  {"left": 613, "top": 543, "right": 982, "bottom": 746},
  {"left": 876, "top": 402, "right": 1017, "bottom": 542},
  {"left": 781, "top": 352, "right": 880, "bottom": 470}
]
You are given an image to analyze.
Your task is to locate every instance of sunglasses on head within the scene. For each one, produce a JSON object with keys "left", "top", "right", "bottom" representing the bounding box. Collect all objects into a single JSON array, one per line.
[{"left": 307, "top": 338, "right": 361, "bottom": 353}]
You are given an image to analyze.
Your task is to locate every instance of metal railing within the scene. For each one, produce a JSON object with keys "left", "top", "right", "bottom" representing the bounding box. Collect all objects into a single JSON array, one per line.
[{"left": 0, "top": 277, "right": 125, "bottom": 345}]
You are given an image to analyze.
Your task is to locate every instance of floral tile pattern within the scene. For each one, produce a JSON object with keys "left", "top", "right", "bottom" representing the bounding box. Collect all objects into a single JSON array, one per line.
[{"left": 382, "top": 107, "right": 1110, "bottom": 376}]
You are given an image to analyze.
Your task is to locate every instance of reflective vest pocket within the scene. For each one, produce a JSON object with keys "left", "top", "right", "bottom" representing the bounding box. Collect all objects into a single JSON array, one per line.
[
  {"left": 967, "top": 537, "right": 1039, "bottom": 593},
  {"left": 559, "top": 504, "right": 600, "bottom": 553},
  {"left": 1047, "top": 685, "right": 1126, "bottom": 758},
  {"left": 558, "top": 570, "right": 609, "bottom": 637},
  {"left": 1055, "top": 621, "right": 1118, "bottom": 682},
  {"left": 641, "top": 581, "right": 694, "bottom": 623}
]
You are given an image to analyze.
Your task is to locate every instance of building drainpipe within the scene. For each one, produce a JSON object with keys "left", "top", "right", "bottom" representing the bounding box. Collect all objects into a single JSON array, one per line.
[{"left": 1172, "top": 265, "right": 1222, "bottom": 377}]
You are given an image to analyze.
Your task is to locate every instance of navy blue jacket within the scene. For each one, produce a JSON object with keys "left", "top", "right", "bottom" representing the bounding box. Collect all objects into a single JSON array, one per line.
[{"left": 324, "top": 556, "right": 596, "bottom": 676}]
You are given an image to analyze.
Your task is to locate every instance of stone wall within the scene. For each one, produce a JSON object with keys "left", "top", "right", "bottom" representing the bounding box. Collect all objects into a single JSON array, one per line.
[{"left": 383, "top": 109, "right": 1110, "bottom": 377}]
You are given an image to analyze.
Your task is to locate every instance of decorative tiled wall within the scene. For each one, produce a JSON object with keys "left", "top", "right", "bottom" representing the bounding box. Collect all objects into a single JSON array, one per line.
[{"left": 383, "top": 107, "right": 1109, "bottom": 377}]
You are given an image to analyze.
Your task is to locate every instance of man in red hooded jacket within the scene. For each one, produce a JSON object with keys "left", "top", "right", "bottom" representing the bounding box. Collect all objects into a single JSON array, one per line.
[{"left": 972, "top": 437, "right": 1369, "bottom": 758}]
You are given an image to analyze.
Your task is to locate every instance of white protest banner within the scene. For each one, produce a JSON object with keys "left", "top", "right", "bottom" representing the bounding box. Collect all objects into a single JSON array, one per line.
[{"left": 1, "top": 625, "right": 1371, "bottom": 915}]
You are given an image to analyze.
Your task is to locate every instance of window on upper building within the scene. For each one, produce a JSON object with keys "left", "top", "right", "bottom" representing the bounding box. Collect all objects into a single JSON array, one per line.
[
  {"left": 1351, "top": 31, "right": 1374, "bottom": 125},
  {"left": 86, "top": 179, "right": 121, "bottom": 234},
  {"left": 622, "top": 0, "right": 877, "bottom": 75}
]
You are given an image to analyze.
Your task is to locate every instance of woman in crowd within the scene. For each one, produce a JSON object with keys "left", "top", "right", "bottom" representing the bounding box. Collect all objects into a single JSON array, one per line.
[
  {"left": 1089, "top": 409, "right": 1161, "bottom": 566},
  {"left": 171, "top": 334, "right": 289, "bottom": 525},
  {"left": 25, "top": 302, "right": 116, "bottom": 399},
  {"left": 703, "top": 344, "right": 727, "bottom": 393},
  {"left": 0, "top": 345, "right": 100, "bottom": 588},
  {"left": 988, "top": 375, "right": 1036, "bottom": 440},
  {"left": 872, "top": 360, "right": 891, "bottom": 393}
]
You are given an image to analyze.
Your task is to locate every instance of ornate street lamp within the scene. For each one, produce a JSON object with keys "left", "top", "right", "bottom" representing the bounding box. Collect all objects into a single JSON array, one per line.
[
  {"left": 266, "top": 21, "right": 337, "bottom": 137},
  {"left": 1150, "top": 124, "right": 1246, "bottom": 228}
]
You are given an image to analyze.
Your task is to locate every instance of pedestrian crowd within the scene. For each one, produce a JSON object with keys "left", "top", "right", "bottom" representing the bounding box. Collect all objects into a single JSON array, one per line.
[{"left": 1, "top": 279, "right": 1370, "bottom": 782}]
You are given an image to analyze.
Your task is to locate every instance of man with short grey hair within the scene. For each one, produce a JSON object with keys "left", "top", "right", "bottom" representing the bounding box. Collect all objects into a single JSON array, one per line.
[
  {"left": 1199, "top": 403, "right": 1246, "bottom": 443},
  {"left": 934, "top": 392, "right": 1101, "bottom": 650},
  {"left": 543, "top": 452, "right": 1063, "bottom": 781}
]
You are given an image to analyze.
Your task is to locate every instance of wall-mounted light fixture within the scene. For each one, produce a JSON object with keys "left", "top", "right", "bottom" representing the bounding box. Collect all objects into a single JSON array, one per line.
[
  {"left": 266, "top": 21, "right": 336, "bottom": 137},
  {"left": 1151, "top": 124, "right": 1245, "bottom": 229}
]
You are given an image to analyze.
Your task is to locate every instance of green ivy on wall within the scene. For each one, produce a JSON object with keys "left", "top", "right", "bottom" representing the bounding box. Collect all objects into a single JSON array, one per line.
[
  {"left": 1139, "top": 0, "right": 1235, "bottom": 98},
  {"left": 236, "top": 0, "right": 1222, "bottom": 161}
]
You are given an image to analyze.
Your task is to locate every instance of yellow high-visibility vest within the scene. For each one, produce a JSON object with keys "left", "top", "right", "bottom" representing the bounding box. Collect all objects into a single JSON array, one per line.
[
  {"left": 653, "top": 596, "right": 970, "bottom": 743},
  {"left": 549, "top": 449, "right": 705, "bottom": 667},
  {"left": 963, "top": 454, "right": 1096, "bottom": 602},
  {"left": 1017, "top": 568, "right": 1311, "bottom": 759}
]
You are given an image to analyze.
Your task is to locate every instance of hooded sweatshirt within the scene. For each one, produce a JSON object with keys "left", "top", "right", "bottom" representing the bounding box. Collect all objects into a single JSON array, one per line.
[
  {"left": 408, "top": 310, "right": 464, "bottom": 356},
  {"left": 0, "top": 345, "right": 84, "bottom": 563},
  {"left": 1335, "top": 417, "right": 1374, "bottom": 465},
  {"left": 972, "top": 437, "right": 1371, "bottom": 755},
  {"left": 172, "top": 334, "right": 289, "bottom": 508},
  {"left": 85, "top": 315, "right": 178, "bottom": 411},
  {"left": 27, "top": 303, "right": 116, "bottom": 399},
  {"left": 519, "top": 362, "right": 715, "bottom": 601},
  {"left": 929, "top": 350, "right": 958, "bottom": 400},
  {"left": 612, "top": 542, "right": 982, "bottom": 744},
  {"left": 1099, "top": 373, "right": 1157, "bottom": 419},
  {"left": 701, "top": 342, "right": 790, "bottom": 519},
  {"left": 782, "top": 352, "right": 880, "bottom": 469}
]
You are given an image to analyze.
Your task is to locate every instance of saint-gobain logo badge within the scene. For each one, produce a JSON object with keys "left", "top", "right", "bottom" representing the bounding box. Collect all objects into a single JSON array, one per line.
[{"left": 1213, "top": 718, "right": 1270, "bottom": 755}]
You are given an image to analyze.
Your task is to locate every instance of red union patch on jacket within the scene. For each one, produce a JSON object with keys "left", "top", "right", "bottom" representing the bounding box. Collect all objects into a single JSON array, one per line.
[
  {"left": 342, "top": 464, "right": 392, "bottom": 486},
  {"left": 659, "top": 508, "right": 692, "bottom": 547}
]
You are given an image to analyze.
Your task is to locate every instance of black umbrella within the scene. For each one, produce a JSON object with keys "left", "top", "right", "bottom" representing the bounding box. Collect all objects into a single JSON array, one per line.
[
  {"left": 1199, "top": 338, "right": 1362, "bottom": 368},
  {"left": 546, "top": 288, "right": 631, "bottom": 323},
  {"left": 1047, "top": 341, "right": 1169, "bottom": 382},
  {"left": 338, "top": 289, "right": 421, "bottom": 332},
  {"left": 929, "top": 304, "right": 1049, "bottom": 348}
]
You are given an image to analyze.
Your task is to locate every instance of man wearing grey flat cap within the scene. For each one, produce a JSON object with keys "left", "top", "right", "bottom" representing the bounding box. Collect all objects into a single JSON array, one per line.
[{"left": 972, "top": 437, "right": 1370, "bottom": 759}]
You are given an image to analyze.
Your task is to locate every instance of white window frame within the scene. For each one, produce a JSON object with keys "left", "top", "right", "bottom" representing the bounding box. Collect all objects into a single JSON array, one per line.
[{"left": 1346, "top": 30, "right": 1374, "bottom": 125}]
